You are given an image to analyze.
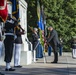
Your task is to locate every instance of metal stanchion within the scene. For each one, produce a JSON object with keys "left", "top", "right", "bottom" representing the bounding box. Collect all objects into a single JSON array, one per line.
[
  {"left": 43, "top": 53, "right": 46, "bottom": 63},
  {"left": 43, "top": 46, "right": 47, "bottom": 63},
  {"left": 33, "top": 42, "right": 40, "bottom": 62},
  {"left": 33, "top": 50, "right": 36, "bottom": 62},
  {"left": 33, "top": 42, "right": 47, "bottom": 63}
]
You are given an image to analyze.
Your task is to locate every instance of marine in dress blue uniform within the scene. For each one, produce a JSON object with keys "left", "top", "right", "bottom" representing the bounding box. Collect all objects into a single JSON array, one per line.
[
  {"left": 71, "top": 37, "right": 76, "bottom": 58},
  {"left": 14, "top": 25, "right": 25, "bottom": 67},
  {"left": 32, "top": 28, "right": 43, "bottom": 58},
  {"left": 4, "top": 14, "right": 18, "bottom": 71}
]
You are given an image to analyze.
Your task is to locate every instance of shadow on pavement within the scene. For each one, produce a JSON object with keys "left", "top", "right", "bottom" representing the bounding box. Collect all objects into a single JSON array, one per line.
[{"left": 0, "top": 66, "right": 76, "bottom": 75}]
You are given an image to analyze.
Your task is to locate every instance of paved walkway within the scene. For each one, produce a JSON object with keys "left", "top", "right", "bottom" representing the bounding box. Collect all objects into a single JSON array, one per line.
[{"left": 0, "top": 52, "right": 76, "bottom": 75}]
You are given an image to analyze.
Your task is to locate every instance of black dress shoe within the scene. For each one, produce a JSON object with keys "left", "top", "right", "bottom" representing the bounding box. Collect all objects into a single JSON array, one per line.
[
  {"left": 51, "top": 61, "right": 57, "bottom": 63},
  {"left": 5, "top": 68, "right": 15, "bottom": 71},
  {"left": 0, "top": 72, "right": 4, "bottom": 75},
  {"left": 14, "top": 65, "right": 22, "bottom": 68}
]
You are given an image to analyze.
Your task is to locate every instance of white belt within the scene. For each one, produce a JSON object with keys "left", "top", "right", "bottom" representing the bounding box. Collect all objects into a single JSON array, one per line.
[{"left": 5, "top": 33, "right": 14, "bottom": 36}]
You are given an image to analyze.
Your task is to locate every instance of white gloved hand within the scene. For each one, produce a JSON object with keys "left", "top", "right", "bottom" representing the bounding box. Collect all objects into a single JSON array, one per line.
[{"left": 38, "top": 38, "right": 40, "bottom": 41}]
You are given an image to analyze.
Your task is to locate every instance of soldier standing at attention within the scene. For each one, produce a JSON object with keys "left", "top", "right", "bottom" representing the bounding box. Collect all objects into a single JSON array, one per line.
[
  {"left": 4, "top": 14, "right": 18, "bottom": 71},
  {"left": 14, "top": 24, "right": 25, "bottom": 67}
]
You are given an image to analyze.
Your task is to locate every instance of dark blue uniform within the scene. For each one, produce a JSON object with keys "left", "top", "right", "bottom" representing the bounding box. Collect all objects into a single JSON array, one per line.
[
  {"left": 71, "top": 39, "right": 76, "bottom": 58},
  {"left": 14, "top": 25, "right": 24, "bottom": 67},
  {"left": 4, "top": 18, "right": 17, "bottom": 63}
]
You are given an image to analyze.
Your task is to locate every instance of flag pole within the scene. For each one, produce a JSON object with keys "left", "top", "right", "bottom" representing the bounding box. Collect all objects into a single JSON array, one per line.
[
  {"left": 41, "top": 3, "right": 47, "bottom": 63},
  {"left": 37, "top": 0, "right": 47, "bottom": 63},
  {"left": 33, "top": 41, "right": 40, "bottom": 62},
  {"left": 41, "top": 5, "right": 47, "bottom": 63}
]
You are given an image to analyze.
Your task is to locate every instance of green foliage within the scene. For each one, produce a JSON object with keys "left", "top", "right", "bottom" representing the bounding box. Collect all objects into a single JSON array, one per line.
[{"left": 27, "top": 0, "right": 76, "bottom": 51}]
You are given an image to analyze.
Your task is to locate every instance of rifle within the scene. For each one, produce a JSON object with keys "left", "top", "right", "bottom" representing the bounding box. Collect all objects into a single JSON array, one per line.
[
  {"left": 28, "top": 25, "right": 39, "bottom": 39},
  {"left": 28, "top": 25, "right": 34, "bottom": 33},
  {"left": 14, "top": 24, "right": 25, "bottom": 35}
]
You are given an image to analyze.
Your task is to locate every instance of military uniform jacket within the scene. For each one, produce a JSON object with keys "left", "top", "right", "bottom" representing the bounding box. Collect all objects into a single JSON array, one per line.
[
  {"left": 71, "top": 40, "right": 76, "bottom": 49},
  {"left": 4, "top": 18, "right": 17, "bottom": 35},
  {"left": 14, "top": 27, "right": 23, "bottom": 44},
  {"left": 32, "top": 33, "right": 39, "bottom": 43}
]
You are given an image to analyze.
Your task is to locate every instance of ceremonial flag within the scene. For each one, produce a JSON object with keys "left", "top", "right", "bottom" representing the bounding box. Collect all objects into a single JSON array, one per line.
[
  {"left": 37, "top": 0, "right": 40, "bottom": 22},
  {"left": 0, "top": 0, "right": 8, "bottom": 22},
  {"left": 10, "top": 0, "right": 20, "bottom": 21},
  {"left": 37, "top": 0, "right": 44, "bottom": 46}
]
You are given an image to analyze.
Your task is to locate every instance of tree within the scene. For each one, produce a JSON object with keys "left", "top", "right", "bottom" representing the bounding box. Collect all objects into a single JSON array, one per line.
[{"left": 27, "top": 0, "right": 76, "bottom": 51}]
